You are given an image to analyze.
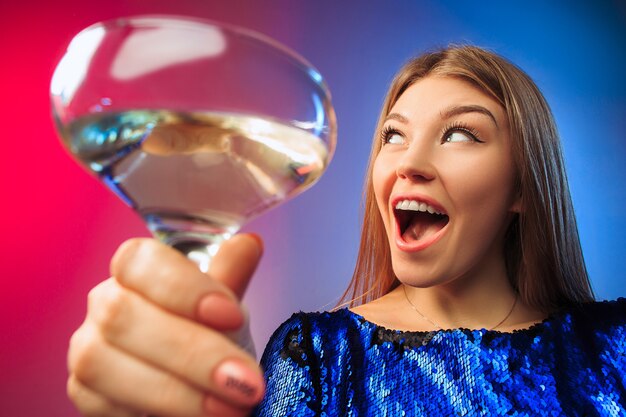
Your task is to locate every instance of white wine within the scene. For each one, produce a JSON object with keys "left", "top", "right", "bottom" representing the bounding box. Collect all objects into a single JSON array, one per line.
[{"left": 61, "top": 110, "right": 330, "bottom": 245}]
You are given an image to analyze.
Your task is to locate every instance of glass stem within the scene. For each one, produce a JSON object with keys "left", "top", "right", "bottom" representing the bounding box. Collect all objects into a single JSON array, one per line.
[
  {"left": 171, "top": 240, "right": 222, "bottom": 273},
  {"left": 153, "top": 230, "right": 232, "bottom": 273}
]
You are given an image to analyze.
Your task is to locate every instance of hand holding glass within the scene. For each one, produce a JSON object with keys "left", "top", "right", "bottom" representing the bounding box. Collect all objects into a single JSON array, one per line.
[{"left": 51, "top": 16, "right": 337, "bottom": 271}]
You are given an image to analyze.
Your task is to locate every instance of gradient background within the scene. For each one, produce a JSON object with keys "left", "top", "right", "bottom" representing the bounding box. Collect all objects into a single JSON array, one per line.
[{"left": 1, "top": 1, "right": 624, "bottom": 415}]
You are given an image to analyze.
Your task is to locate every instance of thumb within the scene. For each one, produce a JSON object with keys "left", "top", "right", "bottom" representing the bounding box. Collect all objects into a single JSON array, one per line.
[{"left": 208, "top": 233, "right": 264, "bottom": 300}]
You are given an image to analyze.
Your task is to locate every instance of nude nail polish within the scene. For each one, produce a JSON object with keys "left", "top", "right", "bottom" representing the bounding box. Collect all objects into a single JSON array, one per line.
[
  {"left": 196, "top": 293, "right": 244, "bottom": 330},
  {"left": 213, "top": 359, "right": 265, "bottom": 406},
  {"left": 247, "top": 233, "right": 264, "bottom": 254}
]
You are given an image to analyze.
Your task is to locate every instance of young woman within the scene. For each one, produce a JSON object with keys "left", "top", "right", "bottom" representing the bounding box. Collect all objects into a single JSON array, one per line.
[{"left": 67, "top": 46, "right": 625, "bottom": 417}]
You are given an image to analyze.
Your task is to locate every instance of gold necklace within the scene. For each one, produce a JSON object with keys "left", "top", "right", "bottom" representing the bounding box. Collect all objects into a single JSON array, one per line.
[{"left": 402, "top": 285, "right": 518, "bottom": 331}]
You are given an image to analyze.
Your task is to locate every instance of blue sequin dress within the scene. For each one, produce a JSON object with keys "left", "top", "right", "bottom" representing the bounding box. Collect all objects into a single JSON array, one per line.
[{"left": 254, "top": 298, "right": 626, "bottom": 416}]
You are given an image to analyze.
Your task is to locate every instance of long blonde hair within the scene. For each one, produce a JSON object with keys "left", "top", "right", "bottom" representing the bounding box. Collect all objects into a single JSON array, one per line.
[{"left": 339, "top": 45, "right": 594, "bottom": 314}]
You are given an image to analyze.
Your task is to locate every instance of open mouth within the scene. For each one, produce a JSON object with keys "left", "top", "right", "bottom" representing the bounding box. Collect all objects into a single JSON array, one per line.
[{"left": 394, "top": 199, "right": 449, "bottom": 244}]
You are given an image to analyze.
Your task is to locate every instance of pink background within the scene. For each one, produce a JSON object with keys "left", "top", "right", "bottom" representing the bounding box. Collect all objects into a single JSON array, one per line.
[{"left": 1, "top": 1, "right": 624, "bottom": 416}]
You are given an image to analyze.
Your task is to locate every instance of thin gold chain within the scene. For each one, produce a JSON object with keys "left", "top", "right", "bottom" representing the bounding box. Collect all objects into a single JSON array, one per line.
[{"left": 402, "top": 285, "right": 518, "bottom": 331}]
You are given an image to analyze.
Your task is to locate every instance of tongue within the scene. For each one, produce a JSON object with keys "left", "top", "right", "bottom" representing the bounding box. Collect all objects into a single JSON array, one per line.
[{"left": 402, "top": 212, "right": 448, "bottom": 243}]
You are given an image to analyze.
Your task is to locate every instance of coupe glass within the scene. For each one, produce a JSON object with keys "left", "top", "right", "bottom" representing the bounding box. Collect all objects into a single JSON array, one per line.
[{"left": 51, "top": 16, "right": 336, "bottom": 272}]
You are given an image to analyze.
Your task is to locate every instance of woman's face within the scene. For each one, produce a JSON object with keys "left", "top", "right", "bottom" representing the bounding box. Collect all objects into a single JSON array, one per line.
[{"left": 373, "top": 75, "right": 520, "bottom": 288}]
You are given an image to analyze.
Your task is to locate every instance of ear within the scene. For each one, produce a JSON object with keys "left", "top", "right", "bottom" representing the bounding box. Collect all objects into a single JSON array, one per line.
[{"left": 509, "top": 192, "right": 523, "bottom": 214}]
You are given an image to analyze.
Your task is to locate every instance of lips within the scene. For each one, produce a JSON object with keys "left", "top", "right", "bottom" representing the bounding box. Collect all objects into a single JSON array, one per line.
[{"left": 392, "top": 195, "right": 449, "bottom": 251}]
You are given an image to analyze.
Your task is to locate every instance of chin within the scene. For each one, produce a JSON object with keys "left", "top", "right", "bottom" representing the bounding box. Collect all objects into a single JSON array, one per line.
[{"left": 391, "top": 262, "right": 451, "bottom": 289}]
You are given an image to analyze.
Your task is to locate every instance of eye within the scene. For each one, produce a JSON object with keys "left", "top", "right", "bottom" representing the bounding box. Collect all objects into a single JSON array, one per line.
[
  {"left": 380, "top": 126, "right": 406, "bottom": 146},
  {"left": 444, "top": 131, "right": 473, "bottom": 143},
  {"left": 441, "top": 122, "right": 483, "bottom": 144}
]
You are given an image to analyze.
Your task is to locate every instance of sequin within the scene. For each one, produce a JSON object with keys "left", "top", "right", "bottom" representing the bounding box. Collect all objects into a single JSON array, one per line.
[{"left": 253, "top": 298, "right": 626, "bottom": 416}]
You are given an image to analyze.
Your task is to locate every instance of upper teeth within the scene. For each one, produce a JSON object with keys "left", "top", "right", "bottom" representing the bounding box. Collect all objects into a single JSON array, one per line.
[{"left": 395, "top": 199, "right": 444, "bottom": 215}]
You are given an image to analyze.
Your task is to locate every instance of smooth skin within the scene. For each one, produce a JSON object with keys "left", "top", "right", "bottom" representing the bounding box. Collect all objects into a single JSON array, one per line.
[
  {"left": 353, "top": 76, "right": 545, "bottom": 332},
  {"left": 67, "top": 234, "right": 265, "bottom": 417}
]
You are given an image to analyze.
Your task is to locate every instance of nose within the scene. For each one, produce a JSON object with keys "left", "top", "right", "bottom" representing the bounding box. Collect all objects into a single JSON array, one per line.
[{"left": 395, "top": 141, "right": 436, "bottom": 182}]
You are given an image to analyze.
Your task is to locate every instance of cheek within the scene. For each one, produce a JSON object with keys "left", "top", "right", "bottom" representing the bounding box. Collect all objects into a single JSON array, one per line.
[
  {"left": 372, "top": 156, "right": 393, "bottom": 232},
  {"left": 446, "top": 154, "right": 517, "bottom": 221}
]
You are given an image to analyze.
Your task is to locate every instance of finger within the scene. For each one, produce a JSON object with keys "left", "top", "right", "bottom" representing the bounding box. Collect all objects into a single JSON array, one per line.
[
  {"left": 85, "top": 279, "right": 265, "bottom": 408},
  {"left": 203, "top": 395, "right": 253, "bottom": 417},
  {"left": 110, "top": 239, "right": 245, "bottom": 331},
  {"left": 208, "top": 233, "right": 264, "bottom": 299},
  {"left": 69, "top": 322, "right": 252, "bottom": 417},
  {"left": 67, "top": 374, "right": 140, "bottom": 417}
]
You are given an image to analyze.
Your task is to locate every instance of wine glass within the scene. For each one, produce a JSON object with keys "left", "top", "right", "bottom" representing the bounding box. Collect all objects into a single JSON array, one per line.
[{"left": 50, "top": 15, "right": 336, "bottom": 272}]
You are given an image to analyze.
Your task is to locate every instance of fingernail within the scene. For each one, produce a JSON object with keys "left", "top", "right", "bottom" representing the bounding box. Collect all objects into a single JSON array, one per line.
[
  {"left": 197, "top": 293, "right": 244, "bottom": 330},
  {"left": 203, "top": 395, "right": 250, "bottom": 416},
  {"left": 213, "top": 359, "right": 265, "bottom": 406},
  {"left": 247, "top": 233, "right": 264, "bottom": 254}
]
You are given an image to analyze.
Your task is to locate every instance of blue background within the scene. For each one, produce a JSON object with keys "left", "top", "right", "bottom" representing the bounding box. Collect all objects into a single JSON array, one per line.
[{"left": 0, "top": 1, "right": 624, "bottom": 415}]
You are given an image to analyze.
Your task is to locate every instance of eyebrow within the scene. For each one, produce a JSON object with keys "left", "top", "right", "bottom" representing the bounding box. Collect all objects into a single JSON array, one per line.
[
  {"left": 384, "top": 113, "right": 409, "bottom": 124},
  {"left": 384, "top": 105, "right": 499, "bottom": 128},
  {"left": 440, "top": 105, "right": 499, "bottom": 128}
]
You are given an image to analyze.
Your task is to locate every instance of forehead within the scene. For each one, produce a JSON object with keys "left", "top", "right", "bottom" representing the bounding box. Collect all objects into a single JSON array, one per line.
[{"left": 389, "top": 76, "right": 506, "bottom": 126}]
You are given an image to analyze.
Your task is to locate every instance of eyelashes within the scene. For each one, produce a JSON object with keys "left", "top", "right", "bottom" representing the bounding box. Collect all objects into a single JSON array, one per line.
[
  {"left": 380, "top": 125, "right": 403, "bottom": 144},
  {"left": 380, "top": 121, "right": 484, "bottom": 145},
  {"left": 440, "top": 121, "right": 483, "bottom": 143}
]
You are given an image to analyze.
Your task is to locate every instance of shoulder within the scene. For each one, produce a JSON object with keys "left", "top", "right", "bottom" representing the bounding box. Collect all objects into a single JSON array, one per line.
[
  {"left": 566, "top": 297, "right": 626, "bottom": 326},
  {"left": 262, "top": 309, "right": 359, "bottom": 350},
  {"left": 254, "top": 309, "right": 365, "bottom": 416},
  {"left": 557, "top": 297, "right": 626, "bottom": 351},
  {"left": 259, "top": 309, "right": 366, "bottom": 366}
]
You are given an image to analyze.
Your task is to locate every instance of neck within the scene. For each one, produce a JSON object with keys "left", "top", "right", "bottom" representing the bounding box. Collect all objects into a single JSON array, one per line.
[{"left": 402, "top": 257, "right": 518, "bottom": 330}]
